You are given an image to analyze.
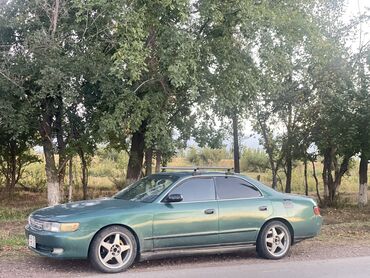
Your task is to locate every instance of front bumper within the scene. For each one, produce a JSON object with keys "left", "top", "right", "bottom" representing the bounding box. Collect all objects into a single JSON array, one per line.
[{"left": 25, "top": 224, "right": 94, "bottom": 259}]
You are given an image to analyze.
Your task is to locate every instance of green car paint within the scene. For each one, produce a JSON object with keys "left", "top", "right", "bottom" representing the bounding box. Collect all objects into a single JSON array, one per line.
[{"left": 25, "top": 172, "right": 322, "bottom": 259}]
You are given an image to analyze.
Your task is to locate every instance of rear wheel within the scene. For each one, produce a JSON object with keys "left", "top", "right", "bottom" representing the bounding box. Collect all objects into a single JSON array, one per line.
[
  {"left": 257, "top": 221, "right": 291, "bottom": 259},
  {"left": 89, "top": 226, "right": 137, "bottom": 273}
]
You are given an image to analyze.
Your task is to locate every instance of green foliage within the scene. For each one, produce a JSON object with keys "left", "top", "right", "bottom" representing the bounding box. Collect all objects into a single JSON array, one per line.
[
  {"left": 240, "top": 148, "right": 270, "bottom": 173},
  {"left": 90, "top": 148, "right": 129, "bottom": 178},
  {"left": 18, "top": 161, "right": 46, "bottom": 192},
  {"left": 0, "top": 0, "right": 369, "bottom": 208},
  {"left": 185, "top": 147, "right": 231, "bottom": 165}
]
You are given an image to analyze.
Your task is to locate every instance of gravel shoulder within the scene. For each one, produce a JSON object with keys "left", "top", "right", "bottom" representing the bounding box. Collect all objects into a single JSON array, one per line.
[
  {"left": 1, "top": 237, "right": 370, "bottom": 278},
  {"left": 2, "top": 206, "right": 370, "bottom": 277}
]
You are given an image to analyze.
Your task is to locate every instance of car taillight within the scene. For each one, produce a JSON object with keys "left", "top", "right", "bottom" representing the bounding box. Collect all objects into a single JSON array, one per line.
[{"left": 313, "top": 206, "right": 320, "bottom": 216}]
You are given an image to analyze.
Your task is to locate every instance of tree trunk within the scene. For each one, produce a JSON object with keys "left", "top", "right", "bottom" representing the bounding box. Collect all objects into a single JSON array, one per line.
[
  {"left": 126, "top": 130, "right": 145, "bottom": 185},
  {"left": 311, "top": 160, "right": 322, "bottom": 205},
  {"left": 322, "top": 148, "right": 333, "bottom": 201},
  {"left": 155, "top": 152, "right": 161, "bottom": 173},
  {"left": 285, "top": 103, "right": 293, "bottom": 193},
  {"left": 145, "top": 149, "right": 153, "bottom": 176},
  {"left": 50, "top": 0, "right": 60, "bottom": 37},
  {"left": 304, "top": 159, "right": 308, "bottom": 196},
  {"left": 5, "top": 142, "right": 17, "bottom": 197},
  {"left": 257, "top": 117, "right": 278, "bottom": 190},
  {"left": 40, "top": 108, "right": 60, "bottom": 206},
  {"left": 322, "top": 149, "right": 351, "bottom": 206},
  {"left": 358, "top": 153, "right": 368, "bottom": 208},
  {"left": 68, "top": 158, "right": 73, "bottom": 203},
  {"left": 79, "top": 150, "right": 88, "bottom": 200},
  {"left": 232, "top": 113, "right": 240, "bottom": 173},
  {"left": 10, "top": 152, "right": 16, "bottom": 197},
  {"left": 55, "top": 95, "right": 66, "bottom": 202},
  {"left": 285, "top": 156, "right": 292, "bottom": 193},
  {"left": 272, "top": 167, "right": 278, "bottom": 190}
]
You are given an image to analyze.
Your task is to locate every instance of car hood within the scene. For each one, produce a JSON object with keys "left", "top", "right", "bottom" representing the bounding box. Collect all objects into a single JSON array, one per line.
[{"left": 31, "top": 198, "right": 146, "bottom": 222}]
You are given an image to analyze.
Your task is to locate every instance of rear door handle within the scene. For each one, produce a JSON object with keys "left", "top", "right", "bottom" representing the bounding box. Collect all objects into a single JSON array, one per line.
[
  {"left": 259, "top": 206, "right": 268, "bottom": 211},
  {"left": 204, "top": 209, "right": 215, "bottom": 215}
]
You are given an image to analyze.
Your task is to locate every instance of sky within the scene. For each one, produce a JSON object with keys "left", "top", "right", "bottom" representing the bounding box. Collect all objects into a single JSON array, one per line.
[
  {"left": 346, "top": 0, "right": 369, "bottom": 20},
  {"left": 239, "top": 0, "right": 370, "bottom": 150},
  {"left": 345, "top": 0, "right": 370, "bottom": 49}
]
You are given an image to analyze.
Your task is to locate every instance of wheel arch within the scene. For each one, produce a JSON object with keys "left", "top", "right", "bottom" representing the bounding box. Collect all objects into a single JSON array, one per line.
[
  {"left": 87, "top": 224, "right": 141, "bottom": 258},
  {"left": 258, "top": 218, "right": 295, "bottom": 245}
]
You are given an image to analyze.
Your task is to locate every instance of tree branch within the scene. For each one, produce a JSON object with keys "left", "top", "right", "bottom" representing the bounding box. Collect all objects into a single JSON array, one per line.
[{"left": 0, "top": 70, "right": 24, "bottom": 89}]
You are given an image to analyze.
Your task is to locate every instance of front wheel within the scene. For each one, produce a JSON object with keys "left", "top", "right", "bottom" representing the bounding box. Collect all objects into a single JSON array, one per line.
[
  {"left": 257, "top": 221, "right": 291, "bottom": 259},
  {"left": 89, "top": 226, "right": 137, "bottom": 273}
]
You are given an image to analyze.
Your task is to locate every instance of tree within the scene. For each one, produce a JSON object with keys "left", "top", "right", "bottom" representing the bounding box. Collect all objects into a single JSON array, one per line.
[
  {"left": 95, "top": 0, "right": 215, "bottom": 184},
  {"left": 351, "top": 4, "right": 370, "bottom": 207},
  {"left": 1, "top": 0, "right": 115, "bottom": 205},
  {"left": 0, "top": 5, "right": 39, "bottom": 197},
  {"left": 198, "top": 1, "right": 263, "bottom": 173},
  {"left": 0, "top": 91, "right": 39, "bottom": 196},
  {"left": 353, "top": 43, "right": 370, "bottom": 208},
  {"left": 305, "top": 0, "right": 359, "bottom": 205},
  {"left": 249, "top": 0, "right": 318, "bottom": 191}
]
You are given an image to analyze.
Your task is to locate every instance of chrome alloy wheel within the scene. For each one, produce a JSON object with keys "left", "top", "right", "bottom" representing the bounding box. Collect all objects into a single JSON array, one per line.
[
  {"left": 265, "top": 225, "right": 290, "bottom": 257},
  {"left": 98, "top": 232, "right": 133, "bottom": 269}
]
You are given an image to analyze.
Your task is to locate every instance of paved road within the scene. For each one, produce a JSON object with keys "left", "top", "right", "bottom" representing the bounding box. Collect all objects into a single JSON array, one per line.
[{"left": 90, "top": 256, "right": 370, "bottom": 278}]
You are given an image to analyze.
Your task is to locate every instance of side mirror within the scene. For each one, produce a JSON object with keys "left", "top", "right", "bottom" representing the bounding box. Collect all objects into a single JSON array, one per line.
[{"left": 165, "top": 194, "right": 183, "bottom": 203}]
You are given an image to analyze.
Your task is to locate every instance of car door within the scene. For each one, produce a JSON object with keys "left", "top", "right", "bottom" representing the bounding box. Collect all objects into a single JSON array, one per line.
[
  {"left": 152, "top": 177, "right": 219, "bottom": 250},
  {"left": 215, "top": 176, "right": 272, "bottom": 244}
]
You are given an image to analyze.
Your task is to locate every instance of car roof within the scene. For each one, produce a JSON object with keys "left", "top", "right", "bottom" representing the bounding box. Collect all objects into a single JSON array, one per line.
[
  {"left": 153, "top": 171, "right": 277, "bottom": 197},
  {"left": 154, "top": 171, "right": 233, "bottom": 177}
]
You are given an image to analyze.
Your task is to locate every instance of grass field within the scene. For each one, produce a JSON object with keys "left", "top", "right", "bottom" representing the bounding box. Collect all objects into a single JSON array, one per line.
[
  {"left": 169, "top": 157, "right": 366, "bottom": 196},
  {"left": 6, "top": 153, "right": 367, "bottom": 202}
]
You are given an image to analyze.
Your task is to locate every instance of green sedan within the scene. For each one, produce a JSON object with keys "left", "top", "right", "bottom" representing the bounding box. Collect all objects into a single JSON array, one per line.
[{"left": 25, "top": 168, "right": 322, "bottom": 273}]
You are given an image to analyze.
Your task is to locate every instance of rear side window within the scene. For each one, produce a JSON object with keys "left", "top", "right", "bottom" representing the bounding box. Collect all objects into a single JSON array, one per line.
[
  {"left": 215, "top": 177, "right": 262, "bottom": 200},
  {"left": 168, "top": 178, "right": 216, "bottom": 202}
]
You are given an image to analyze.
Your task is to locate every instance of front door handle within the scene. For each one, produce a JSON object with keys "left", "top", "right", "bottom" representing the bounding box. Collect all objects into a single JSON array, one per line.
[
  {"left": 259, "top": 206, "right": 268, "bottom": 211},
  {"left": 204, "top": 209, "right": 215, "bottom": 215}
]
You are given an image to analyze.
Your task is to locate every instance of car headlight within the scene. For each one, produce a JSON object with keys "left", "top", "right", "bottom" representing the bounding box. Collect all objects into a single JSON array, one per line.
[
  {"left": 59, "top": 222, "right": 80, "bottom": 232},
  {"left": 43, "top": 222, "right": 80, "bottom": 232}
]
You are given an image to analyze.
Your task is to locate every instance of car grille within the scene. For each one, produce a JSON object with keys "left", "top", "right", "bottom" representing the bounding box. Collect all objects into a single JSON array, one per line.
[{"left": 29, "top": 217, "right": 44, "bottom": 230}]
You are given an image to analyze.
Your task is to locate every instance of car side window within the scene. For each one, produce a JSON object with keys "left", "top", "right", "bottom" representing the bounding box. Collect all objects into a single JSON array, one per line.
[
  {"left": 168, "top": 178, "right": 216, "bottom": 202},
  {"left": 215, "top": 177, "right": 262, "bottom": 199}
]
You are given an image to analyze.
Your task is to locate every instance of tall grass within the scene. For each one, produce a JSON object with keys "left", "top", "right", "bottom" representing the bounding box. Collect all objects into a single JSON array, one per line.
[
  {"left": 1, "top": 148, "right": 366, "bottom": 196},
  {"left": 169, "top": 157, "right": 364, "bottom": 195}
]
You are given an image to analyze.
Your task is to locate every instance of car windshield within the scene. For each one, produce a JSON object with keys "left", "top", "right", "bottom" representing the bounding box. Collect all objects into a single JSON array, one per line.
[{"left": 113, "top": 174, "right": 180, "bottom": 202}]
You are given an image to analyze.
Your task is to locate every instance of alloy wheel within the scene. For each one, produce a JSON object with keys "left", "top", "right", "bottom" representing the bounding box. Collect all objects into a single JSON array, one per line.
[
  {"left": 98, "top": 232, "right": 133, "bottom": 269},
  {"left": 265, "top": 225, "right": 289, "bottom": 257}
]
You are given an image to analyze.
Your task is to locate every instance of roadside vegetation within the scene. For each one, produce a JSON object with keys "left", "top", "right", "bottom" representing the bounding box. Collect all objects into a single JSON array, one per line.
[
  {"left": 1, "top": 146, "right": 369, "bottom": 258},
  {"left": 1, "top": 0, "right": 369, "bottom": 209},
  {"left": 2, "top": 147, "right": 366, "bottom": 200},
  {"left": 1, "top": 0, "right": 370, "bottom": 266}
]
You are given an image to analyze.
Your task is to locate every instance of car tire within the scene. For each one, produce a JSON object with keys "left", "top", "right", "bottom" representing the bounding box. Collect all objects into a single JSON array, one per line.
[
  {"left": 89, "top": 225, "right": 137, "bottom": 273},
  {"left": 257, "top": 220, "right": 291, "bottom": 260}
]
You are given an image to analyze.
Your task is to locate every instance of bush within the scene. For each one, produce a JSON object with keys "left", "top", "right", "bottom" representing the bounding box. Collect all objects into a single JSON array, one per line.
[
  {"left": 186, "top": 147, "right": 231, "bottom": 165},
  {"left": 240, "top": 148, "right": 269, "bottom": 173},
  {"left": 90, "top": 149, "right": 129, "bottom": 177},
  {"left": 18, "top": 162, "right": 46, "bottom": 192},
  {"left": 111, "top": 176, "right": 127, "bottom": 191}
]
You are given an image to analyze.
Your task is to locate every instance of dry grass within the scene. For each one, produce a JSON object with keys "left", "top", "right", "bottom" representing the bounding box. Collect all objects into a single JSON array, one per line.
[
  {"left": 168, "top": 157, "right": 367, "bottom": 195},
  {"left": 11, "top": 153, "right": 367, "bottom": 196}
]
